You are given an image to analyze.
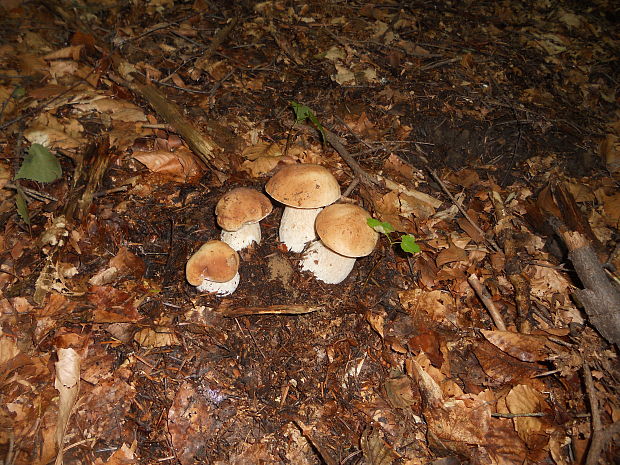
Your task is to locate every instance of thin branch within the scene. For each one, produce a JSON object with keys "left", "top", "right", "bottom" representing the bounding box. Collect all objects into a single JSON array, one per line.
[{"left": 468, "top": 273, "right": 507, "bottom": 331}]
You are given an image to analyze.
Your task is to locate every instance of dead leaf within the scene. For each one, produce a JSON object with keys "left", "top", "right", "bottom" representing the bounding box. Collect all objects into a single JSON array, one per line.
[
  {"left": 54, "top": 347, "right": 80, "bottom": 465},
  {"left": 481, "top": 330, "right": 562, "bottom": 362},
  {"left": 504, "top": 384, "right": 550, "bottom": 448},
  {"left": 436, "top": 242, "right": 468, "bottom": 267},
  {"left": 134, "top": 326, "right": 180, "bottom": 348},
  {"left": 399, "top": 289, "right": 455, "bottom": 322},
  {"left": 133, "top": 146, "right": 202, "bottom": 181},
  {"left": 360, "top": 428, "right": 399, "bottom": 465}
]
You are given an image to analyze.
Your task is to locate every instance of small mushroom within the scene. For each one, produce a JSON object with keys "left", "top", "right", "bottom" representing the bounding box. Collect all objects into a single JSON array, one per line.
[
  {"left": 265, "top": 164, "right": 340, "bottom": 253},
  {"left": 300, "top": 204, "right": 378, "bottom": 284},
  {"left": 186, "top": 240, "right": 240, "bottom": 295},
  {"left": 215, "top": 187, "right": 273, "bottom": 251}
]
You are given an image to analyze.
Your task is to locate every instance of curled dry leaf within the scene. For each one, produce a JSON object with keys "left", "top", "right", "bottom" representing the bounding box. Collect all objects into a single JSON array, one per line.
[
  {"left": 133, "top": 147, "right": 202, "bottom": 181},
  {"left": 481, "top": 330, "right": 565, "bottom": 362},
  {"left": 54, "top": 347, "right": 80, "bottom": 465}
]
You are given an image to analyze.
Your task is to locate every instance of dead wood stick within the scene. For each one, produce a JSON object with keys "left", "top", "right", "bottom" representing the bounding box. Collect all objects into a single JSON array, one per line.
[
  {"left": 549, "top": 218, "right": 620, "bottom": 345},
  {"left": 120, "top": 75, "right": 224, "bottom": 170},
  {"left": 104, "top": 45, "right": 228, "bottom": 171},
  {"left": 218, "top": 304, "right": 321, "bottom": 317},
  {"left": 468, "top": 274, "right": 507, "bottom": 331},
  {"left": 584, "top": 363, "right": 620, "bottom": 465},
  {"left": 322, "top": 128, "right": 380, "bottom": 188},
  {"left": 195, "top": 17, "right": 239, "bottom": 70}
]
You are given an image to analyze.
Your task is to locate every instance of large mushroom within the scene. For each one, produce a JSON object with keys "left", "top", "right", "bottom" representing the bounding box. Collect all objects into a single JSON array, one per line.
[
  {"left": 186, "top": 240, "right": 240, "bottom": 295},
  {"left": 300, "top": 203, "right": 378, "bottom": 284},
  {"left": 265, "top": 164, "right": 340, "bottom": 253},
  {"left": 215, "top": 187, "right": 273, "bottom": 251}
]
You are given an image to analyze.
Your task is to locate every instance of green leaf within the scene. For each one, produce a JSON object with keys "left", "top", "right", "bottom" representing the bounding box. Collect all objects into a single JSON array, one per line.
[
  {"left": 15, "top": 144, "right": 62, "bottom": 183},
  {"left": 290, "top": 101, "right": 326, "bottom": 140},
  {"left": 367, "top": 218, "right": 395, "bottom": 234},
  {"left": 12, "top": 87, "right": 25, "bottom": 99},
  {"left": 401, "top": 235, "right": 421, "bottom": 254},
  {"left": 15, "top": 187, "right": 30, "bottom": 225}
]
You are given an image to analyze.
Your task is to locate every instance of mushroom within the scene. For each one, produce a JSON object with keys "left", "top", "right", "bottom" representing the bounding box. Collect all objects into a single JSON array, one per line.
[
  {"left": 215, "top": 187, "right": 273, "bottom": 251},
  {"left": 186, "top": 240, "right": 240, "bottom": 295},
  {"left": 265, "top": 164, "right": 340, "bottom": 253},
  {"left": 300, "top": 203, "right": 378, "bottom": 284}
]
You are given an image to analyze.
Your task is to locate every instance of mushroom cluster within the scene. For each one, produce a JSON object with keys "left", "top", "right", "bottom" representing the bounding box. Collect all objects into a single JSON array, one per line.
[{"left": 186, "top": 162, "right": 379, "bottom": 295}]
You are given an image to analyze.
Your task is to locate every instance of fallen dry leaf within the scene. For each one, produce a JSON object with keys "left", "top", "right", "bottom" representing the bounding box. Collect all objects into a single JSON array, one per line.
[
  {"left": 54, "top": 347, "right": 80, "bottom": 465},
  {"left": 133, "top": 146, "right": 202, "bottom": 181}
]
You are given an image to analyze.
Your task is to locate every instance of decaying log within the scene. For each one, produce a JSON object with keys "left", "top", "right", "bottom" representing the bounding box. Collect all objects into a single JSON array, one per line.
[
  {"left": 549, "top": 218, "right": 620, "bottom": 345},
  {"left": 111, "top": 56, "right": 227, "bottom": 172}
]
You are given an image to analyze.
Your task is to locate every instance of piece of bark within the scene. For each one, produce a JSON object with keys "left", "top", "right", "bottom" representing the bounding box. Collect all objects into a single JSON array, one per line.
[
  {"left": 64, "top": 137, "right": 113, "bottom": 223},
  {"left": 552, "top": 222, "right": 620, "bottom": 345}
]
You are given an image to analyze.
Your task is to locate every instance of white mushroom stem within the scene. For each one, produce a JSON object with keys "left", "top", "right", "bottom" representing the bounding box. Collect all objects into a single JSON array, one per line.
[
  {"left": 279, "top": 206, "right": 322, "bottom": 253},
  {"left": 220, "top": 223, "right": 261, "bottom": 251},
  {"left": 196, "top": 272, "right": 240, "bottom": 296},
  {"left": 300, "top": 240, "right": 356, "bottom": 284}
]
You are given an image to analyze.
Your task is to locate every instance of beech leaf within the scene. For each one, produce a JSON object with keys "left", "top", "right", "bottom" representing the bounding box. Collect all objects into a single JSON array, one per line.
[{"left": 15, "top": 143, "right": 62, "bottom": 183}]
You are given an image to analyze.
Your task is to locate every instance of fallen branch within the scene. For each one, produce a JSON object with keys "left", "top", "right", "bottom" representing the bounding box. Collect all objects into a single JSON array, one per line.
[
  {"left": 110, "top": 57, "right": 226, "bottom": 171},
  {"left": 549, "top": 218, "right": 620, "bottom": 345}
]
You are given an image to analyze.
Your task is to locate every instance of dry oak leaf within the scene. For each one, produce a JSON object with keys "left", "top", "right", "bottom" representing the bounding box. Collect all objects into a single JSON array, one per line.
[
  {"left": 134, "top": 326, "right": 180, "bottom": 348},
  {"left": 409, "top": 358, "right": 526, "bottom": 465},
  {"left": 481, "top": 330, "right": 565, "bottom": 363},
  {"left": 504, "top": 384, "right": 551, "bottom": 446},
  {"left": 132, "top": 147, "right": 202, "bottom": 181},
  {"left": 399, "top": 289, "right": 455, "bottom": 322}
]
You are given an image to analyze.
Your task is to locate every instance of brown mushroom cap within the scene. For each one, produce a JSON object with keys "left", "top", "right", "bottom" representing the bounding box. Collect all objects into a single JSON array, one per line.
[
  {"left": 215, "top": 187, "right": 273, "bottom": 231},
  {"left": 315, "top": 204, "right": 378, "bottom": 257},
  {"left": 186, "top": 240, "right": 240, "bottom": 285},
  {"left": 265, "top": 164, "right": 340, "bottom": 208}
]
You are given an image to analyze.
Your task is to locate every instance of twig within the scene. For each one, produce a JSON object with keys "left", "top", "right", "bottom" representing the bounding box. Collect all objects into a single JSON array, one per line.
[
  {"left": 491, "top": 190, "right": 531, "bottom": 332},
  {"left": 4, "top": 183, "right": 58, "bottom": 202},
  {"left": 218, "top": 304, "right": 322, "bottom": 317},
  {"left": 491, "top": 412, "right": 545, "bottom": 418},
  {"left": 340, "top": 177, "right": 360, "bottom": 199},
  {"left": 468, "top": 273, "right": 507, "bottom": 330},
  {"left": 428, "top": 168, "right": 500, "bottom": 252},
  {"left": 584, "top": 363, "right": 620, "bottom": 465},
  {"left": 195, "top": 17, "right": 239, "bottom": 70},
  {"left": 322, "top": 128, "right": 380, "bottom": 188},
  {"left": 333, "top": 115, "right": 372, "bottom": 149}
]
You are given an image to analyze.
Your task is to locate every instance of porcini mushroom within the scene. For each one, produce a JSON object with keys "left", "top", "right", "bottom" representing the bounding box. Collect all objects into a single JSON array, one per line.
[
  {"left": 215, "top": 187, "right": 273, "bottom": 251},
  {"left": 186, "top": 240, "right": 240, "bottom": 295},
  {"left": 300, "top": 204, "right": 378, "bottom": 284},
  {"left": 265, "top": 164, "right": 340, "bottom": 253}
]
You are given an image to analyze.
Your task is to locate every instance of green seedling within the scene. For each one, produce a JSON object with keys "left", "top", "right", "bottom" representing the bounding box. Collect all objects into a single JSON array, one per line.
[
  {"left": 290, "top": 101, "right": 326, "bottom": 141},
  {"left": 367, "top": 218, "right": 421, "bottom": 254},
  {"left": 14, "top": 143, "right": 62, "bottom": 224}
]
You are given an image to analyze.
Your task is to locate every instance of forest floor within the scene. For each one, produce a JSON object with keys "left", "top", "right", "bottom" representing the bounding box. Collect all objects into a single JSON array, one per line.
[{"left": 1, "top": 1, "right": 619, "bottom": 464}]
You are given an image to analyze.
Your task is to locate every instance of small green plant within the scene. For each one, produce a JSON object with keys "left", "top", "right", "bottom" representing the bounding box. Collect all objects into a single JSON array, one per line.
[
  {"left": 14, "top": 143, "right": 62, "bottom": 224},
  {"left": 290, "top": 101, "right": 326, "bottom": 141},
  {"left": 367, "top": 218, "right": 421, "bottom": 254}
]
